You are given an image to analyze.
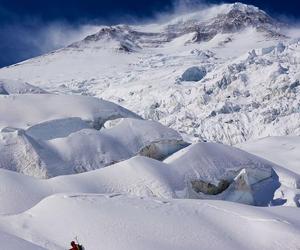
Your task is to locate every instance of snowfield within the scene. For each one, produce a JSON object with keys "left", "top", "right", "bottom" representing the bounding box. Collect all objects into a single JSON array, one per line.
[
  {"left": 0, "top": 2, "right": 299, "bottom": 250},
  {"left": 1, "top": 194, "right": 300, "bottom": 250}
]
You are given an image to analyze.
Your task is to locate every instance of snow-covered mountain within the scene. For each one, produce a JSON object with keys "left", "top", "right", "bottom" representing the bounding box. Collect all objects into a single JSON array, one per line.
[
  {"left": 1, "top": 3, "right": 299, "bottom": 145},
  {"left": 0, "top": 2, "right": 300, "bottom": 249}
]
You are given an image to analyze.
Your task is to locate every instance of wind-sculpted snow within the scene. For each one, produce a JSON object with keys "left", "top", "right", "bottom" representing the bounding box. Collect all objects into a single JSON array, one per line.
[{"left": 101, "top": 118, "right": 189, "bottom": 160}]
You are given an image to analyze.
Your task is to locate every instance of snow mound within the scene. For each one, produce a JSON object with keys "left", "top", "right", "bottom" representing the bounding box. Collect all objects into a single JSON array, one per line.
[
  {"left": 0, "top": 79, "right": 47, "bottom": 95},
  {"left": 165, "top": 142, "right": 273, "bottom": 185},
  {"left": 0, "top": 194, "right": 299, "bottom": 250},
  {"left": 0, "top": 94, "right": 140, "bottom": 130},
  {"left": 181, "top": 66, "right": 207, "bottom": 82},
  {"left": 46, "top": 129, "right": 131, "bottom": 172}
]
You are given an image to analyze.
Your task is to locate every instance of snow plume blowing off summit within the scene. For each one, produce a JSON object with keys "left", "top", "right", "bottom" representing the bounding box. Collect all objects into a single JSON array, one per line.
[{"left": 1, "top": 0, "right": 300, "bottom": 67}]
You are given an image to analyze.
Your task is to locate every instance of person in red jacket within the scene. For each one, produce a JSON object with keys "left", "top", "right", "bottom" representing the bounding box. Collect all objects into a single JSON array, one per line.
[{"left": 69, "top": 241, "right": 81, "bottom": 250}]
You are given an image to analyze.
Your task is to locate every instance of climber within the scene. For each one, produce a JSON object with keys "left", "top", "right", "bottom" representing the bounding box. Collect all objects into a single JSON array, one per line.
[{"left": 69, "top": 241, "right": 84, "bottom": 250}]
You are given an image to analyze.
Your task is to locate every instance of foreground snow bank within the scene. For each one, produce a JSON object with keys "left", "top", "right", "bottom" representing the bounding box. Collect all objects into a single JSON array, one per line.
[{"left": 0, "top": 194, "right": 299, "bottom": 250}]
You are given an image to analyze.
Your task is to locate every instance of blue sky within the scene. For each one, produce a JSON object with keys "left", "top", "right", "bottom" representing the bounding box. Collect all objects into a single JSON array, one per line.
[{"left": 0, "top": 0, "right": 299, "bottom": 67}]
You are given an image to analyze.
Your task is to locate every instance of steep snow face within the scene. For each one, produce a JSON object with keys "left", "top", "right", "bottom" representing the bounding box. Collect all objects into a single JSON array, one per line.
[
  {"left": 1, "top": 194, "right": 300, "bottom": 250},
  {"left": 0, "top": 128, "right": 69, "bottom": 178},
  {"left": 0, "top": 3, "right": 296, "bottom": 145}
]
